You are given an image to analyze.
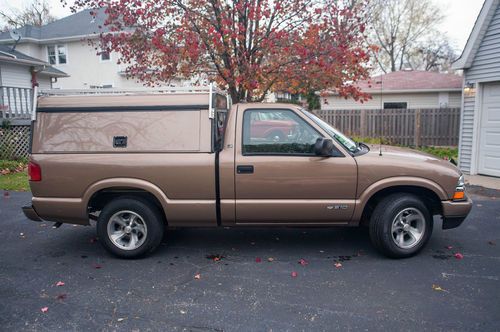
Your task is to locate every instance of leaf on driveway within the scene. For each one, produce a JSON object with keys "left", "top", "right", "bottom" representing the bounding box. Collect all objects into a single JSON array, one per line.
[
  {"left": 55, "top": 281, "right": 65, "bottom": 287},
  {"left": 255, "top": 257, "right": 262, "bottom": 263},
  {"left": 488, "top": 241, "right": 496, "bottom": 246},
  {"left": 432, "top": 284, "right": 448, "bottom": 292},
  {"left": 454, "top": 253, "right": 464, "bottom": 259},
  {"left": 41, "top": 307, "right": 49, "bottom": 313},
  {"left": 445, "top": 246, "right": 453, "bottom": 250},
  {"left": 93, "top": 264, "right": 102, "bottom": 269},
  {"left": 194, "top": 273, "right": 201, "bottom": 280},
  {"left": 56, "top": 294, "right": 67, "bottom": 300},
  {"left": 267, "top": 257, "right": 275, "bottom": 262},
  {"left": 3, "top": 191, "right": 10, "bottom": 198},
  {"left": 334, "top": 262, "right": 343, "bottom": 268},
  {"left": 291, "top": 271, "right": 298, "bottom": 278},
  {"left": 298, "top": 258, "right": 308, "bottom": 266}
]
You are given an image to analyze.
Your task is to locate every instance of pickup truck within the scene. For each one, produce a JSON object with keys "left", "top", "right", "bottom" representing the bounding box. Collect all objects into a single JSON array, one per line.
[{"left": 23, "top": 87, "right": 472, "bottom": 259}]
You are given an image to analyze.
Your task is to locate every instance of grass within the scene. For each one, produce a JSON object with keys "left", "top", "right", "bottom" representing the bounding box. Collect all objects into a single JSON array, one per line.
[
  {"left": 352, "top": 137, "right": 458, "bottom": 161},
  {"left": 0, "top": 171, "right": 29, "bottom": 191},
  {"left": 0, "top": 159, "right": 29, "bottom": 191}
]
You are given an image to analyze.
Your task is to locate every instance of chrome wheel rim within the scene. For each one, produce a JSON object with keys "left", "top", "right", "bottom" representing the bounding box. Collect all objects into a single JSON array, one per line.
[
  {"left": 107, "top": 210, "right": 148, "bottom": 250},
  {"left": 391, "top": 207, "right": 426, "bottom": 249}
]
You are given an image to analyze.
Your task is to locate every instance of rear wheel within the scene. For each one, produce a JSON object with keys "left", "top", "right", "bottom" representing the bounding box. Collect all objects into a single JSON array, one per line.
[
  {"left": 369, "top": 194, "right": 433, "bottom": 258},
  {"left": 97, "top": 197, "right": 164, "bottom": 258}
]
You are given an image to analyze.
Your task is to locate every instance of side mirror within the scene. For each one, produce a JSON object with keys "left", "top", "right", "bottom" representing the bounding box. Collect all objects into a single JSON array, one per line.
[{"left": 314, "top": 138, "right": 334, "bottom": 157}]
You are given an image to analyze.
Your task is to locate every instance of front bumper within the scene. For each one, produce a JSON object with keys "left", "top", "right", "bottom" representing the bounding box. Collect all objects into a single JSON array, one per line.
[
  {"left": 441, "top": 196, "right": 473, "bottom": 230},
  {"left": 22, "top": 204, "right": 43, "bottom": 222}
]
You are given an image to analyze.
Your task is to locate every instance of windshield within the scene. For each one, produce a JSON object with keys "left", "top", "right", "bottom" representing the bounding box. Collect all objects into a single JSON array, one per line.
[{"left": 300, "top": 109, "right": 359, "bottom": 153}]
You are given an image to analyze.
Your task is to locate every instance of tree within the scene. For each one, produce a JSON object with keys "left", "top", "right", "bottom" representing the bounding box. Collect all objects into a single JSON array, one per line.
[
  {"left": 366, "top": 0, "right": 453, "bottom": 73},
  {"left": 0, "top": 0, "right": 57, "bottom": 30},
  {"left": 407, "top": 36, "right": 457, "bottom": 72},
  {"left": 71, "top": 0, "right": 371, "bottom": 103}
]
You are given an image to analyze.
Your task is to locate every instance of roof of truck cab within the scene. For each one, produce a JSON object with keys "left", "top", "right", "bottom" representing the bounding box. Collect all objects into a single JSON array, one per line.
[{"left": 36, "top": 93, "right": 214, "bottom": 111}]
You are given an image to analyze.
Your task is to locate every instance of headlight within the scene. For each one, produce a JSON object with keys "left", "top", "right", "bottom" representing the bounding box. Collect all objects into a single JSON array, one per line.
[{"left": 453, "top": 175, "right": 466, "bottom": 200}]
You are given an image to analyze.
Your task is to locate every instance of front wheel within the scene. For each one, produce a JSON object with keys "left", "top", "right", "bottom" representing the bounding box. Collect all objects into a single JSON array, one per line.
[
  {"left": 369, "top": 194, "right": 433, "bottom": 258},
  {"left": 97, "top": 197, "right": 165, "bottom": 258}
]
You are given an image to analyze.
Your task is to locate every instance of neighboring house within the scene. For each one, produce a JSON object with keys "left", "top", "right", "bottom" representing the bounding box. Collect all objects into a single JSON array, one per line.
[
  {"left": 0, "top": 8, "right": 191, "bottom": 90},
  {"left": 0, "top": 45, "right": 67, "bottom": 118},
  {"left": 452, "top": 0, "right": 500, "bottom": 177},
  {"left": 321, "top": 70, "right": 463, "bottom": 110}
]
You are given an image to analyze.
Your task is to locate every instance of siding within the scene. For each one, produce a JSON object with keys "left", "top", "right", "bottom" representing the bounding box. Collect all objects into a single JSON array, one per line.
[
  {"left": 0, "top": 63, "right": 31, "bottom": 88},
  {"left": 321, "top": 92, "right": 460, "bottom": 110},
  {"left": 459, "top": 2, "right": 500, "bottom": 174}
]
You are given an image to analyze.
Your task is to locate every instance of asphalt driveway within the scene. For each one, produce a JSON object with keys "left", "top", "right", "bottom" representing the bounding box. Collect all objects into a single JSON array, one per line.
[{"left": 0, "top": 188, "right": 499, "bottom": 331}]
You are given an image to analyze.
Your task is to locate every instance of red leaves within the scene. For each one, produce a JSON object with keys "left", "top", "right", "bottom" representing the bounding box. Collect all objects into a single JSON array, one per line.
[
  {"left": 291, "top": 271, "right": 298, "bottom": 278},
  {"left": 334, "top": 262, "right": 342, "bottom": 269},
  {"left": 55, "top": 281, "right": 65, "bottom": 287},
  {"left": 41, "top": 307, "right": 49, "bottom": 313},
  {"left": 255, "top": 257, "right": 262, "bottom": 263},
  {"left": 194, "top": 273, "right": 201, "bottom": 280},
  {"left": 298, "top": 259, "right": 308, "bottom": 266},
  {"left": 454, "top": 253, "right": 464, "bottom": 260},
  {"left": 93, "top": 264, "right": 102, "bottom": 269}
]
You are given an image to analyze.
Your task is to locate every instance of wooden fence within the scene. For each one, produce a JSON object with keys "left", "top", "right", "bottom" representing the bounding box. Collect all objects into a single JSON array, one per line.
[{"left": 315, "top": 108, "right": 460, "bottom": 147}]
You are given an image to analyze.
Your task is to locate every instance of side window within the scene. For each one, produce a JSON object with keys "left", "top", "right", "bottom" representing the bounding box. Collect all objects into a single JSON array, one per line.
[{"left": 243, "top": 109, "right": 322, "bottom": 155}]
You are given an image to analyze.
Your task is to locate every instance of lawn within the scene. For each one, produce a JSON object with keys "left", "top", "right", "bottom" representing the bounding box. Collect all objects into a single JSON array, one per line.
[{"left": 0, "top": 160, "right": 29, "bottom": 192}]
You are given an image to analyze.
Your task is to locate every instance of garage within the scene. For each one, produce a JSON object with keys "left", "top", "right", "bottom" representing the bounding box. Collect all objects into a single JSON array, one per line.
[
  {"left": 453, "top": 0, "right": 500, "bottom": 177},
  {"left": 478, "top": 82, "right": 500, "bottom": 177}
]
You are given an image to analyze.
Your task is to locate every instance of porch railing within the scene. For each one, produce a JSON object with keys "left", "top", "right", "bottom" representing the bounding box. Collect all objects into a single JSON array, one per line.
[{"left": 0, "top": 86, "right": 33, "bottom": 119}]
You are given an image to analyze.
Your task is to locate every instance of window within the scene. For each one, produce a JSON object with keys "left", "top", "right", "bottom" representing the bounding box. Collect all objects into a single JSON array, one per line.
[
  {"left": 47, "top": 45, "right": 67, "bottom": 65},
  {"left": 242, "top": 109, "right": 322, "bottom": 155},
  {"left": 384, "top": 102, "right": 407, "bottom": 109},
  {"left": 100, "top": 50, "right": 111, "bottom": 61}
]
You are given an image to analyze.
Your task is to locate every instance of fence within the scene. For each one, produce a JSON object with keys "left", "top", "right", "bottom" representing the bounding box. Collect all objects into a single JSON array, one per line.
[{"left": 315, "top": 108, "right": 460, "bottom": 147}]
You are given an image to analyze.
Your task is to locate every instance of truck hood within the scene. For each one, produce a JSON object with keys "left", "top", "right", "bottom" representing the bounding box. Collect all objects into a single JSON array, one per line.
[{"left": 355, "top": 144, "right": 461, "bottom": 198}]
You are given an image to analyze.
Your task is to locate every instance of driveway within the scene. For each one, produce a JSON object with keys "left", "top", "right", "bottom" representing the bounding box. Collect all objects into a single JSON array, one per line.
[{"left": 0, "top": 188, "right": 499, "bottom": 331}]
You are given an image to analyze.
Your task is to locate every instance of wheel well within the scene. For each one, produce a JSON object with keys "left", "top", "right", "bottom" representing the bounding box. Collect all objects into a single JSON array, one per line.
[
  {"left": 88, "top": 188, "right": 166, "bottom": 222},
  {"left": 360, "top": 186, "right": 442, "bottom": 226}
]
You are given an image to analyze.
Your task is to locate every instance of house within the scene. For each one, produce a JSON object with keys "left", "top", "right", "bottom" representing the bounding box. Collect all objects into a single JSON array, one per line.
[
  {"left": 0, "top": 8, "right": 193, "bottom": 90},
  {"left": 452, "top": 0, "right": 500, "bottom": 177},
  {"left": 321, "top": 70, "right": 463, "bottom": 110},
  {"left": 0, "top": 45, "right": 67, "bottom": 118}
]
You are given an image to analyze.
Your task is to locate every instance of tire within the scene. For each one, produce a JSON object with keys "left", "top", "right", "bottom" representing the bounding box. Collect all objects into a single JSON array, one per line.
[
  {"left": 369, "top": 193, "right": 433, "bottom": 258},
  {"left": 97, "top": 197, "right": 165, "bottom": 259}
]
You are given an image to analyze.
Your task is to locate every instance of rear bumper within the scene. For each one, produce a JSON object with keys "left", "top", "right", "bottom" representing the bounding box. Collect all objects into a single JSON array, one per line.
[
  {"left": 22, "top": 204, "right": 43, "bottom": 222},
  {"left": 441, "top": 196, "right": 473, "bottom": 230}
]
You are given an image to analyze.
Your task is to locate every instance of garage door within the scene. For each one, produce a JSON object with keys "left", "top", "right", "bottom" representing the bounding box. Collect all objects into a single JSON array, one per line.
[{"left": 478, "top": 82, "right": 500, "bottom": 177}]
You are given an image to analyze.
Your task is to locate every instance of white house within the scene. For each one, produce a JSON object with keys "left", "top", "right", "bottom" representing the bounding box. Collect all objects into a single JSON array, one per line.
[
  {"left": 321, "top": 70, "right": 463, "bottom": 110},
  {"left": 452, "top": 0, "right": 500, "bottom": 177},
  {"left": 0, "top": 8, "right": 194, "bottom": 90},
  {"left": 0, "top": 44, "right": 67, "bottom": 118}
]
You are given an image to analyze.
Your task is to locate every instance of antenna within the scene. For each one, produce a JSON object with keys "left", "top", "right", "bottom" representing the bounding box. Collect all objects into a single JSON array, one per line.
[{"left": 9, "top": 30, "right": 22, "bottom": 51}]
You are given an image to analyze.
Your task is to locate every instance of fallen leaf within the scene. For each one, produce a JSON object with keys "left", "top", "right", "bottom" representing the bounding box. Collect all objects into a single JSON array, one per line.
[
  {"left": 445, "top": 246, "right": 453, "bottom": 250},
  {"left": 267, "top": 257, "right": 275, "bottom": 262},
  {"left": 194, "top": 273, "right": 201, "bottom": 280},
  {"left": 117, "top": 318, "right": 126, "bottom": 322},
  {"left": 454, "top": 253, "right": 464, "bottom": 260},
  {"left": 180, "top": 310, "right": 187, "bottom": 314},
  {"left": 41, "top": 307, "right": 49, "bottom": 313},
  {"left": 334, "top": 262, "right": 342, "bottom": 268},
  {"left": 432, "top": 284, "right": 447, "bottom": 292},
  {"left": 291, "top": 271, "right": 298, "bottom": 278},
  {"left": 55, "top": 281, "right": 65, "bottom": 287},
  {"left": 93, "top": 264, "right": 102, "bottom": 269},
  {"left": 255, "top": 257, "right": 262, "bottom": 263},
  {"left": 488, "top": 241, "right": 496, "bottom": 246},
  {"left": 56, "top": 294, "right": 67, "bottom": 300},
  {"left": 298, "top": 258, "right": 308, "bottom": 266},
  {"left": 3, "top": 191, "right": 10, "bottom": 198}
]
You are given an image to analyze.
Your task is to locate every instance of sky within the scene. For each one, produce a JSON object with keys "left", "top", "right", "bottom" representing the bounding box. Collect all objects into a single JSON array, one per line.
[{"left": 0, "top": 0, "right": 486, "bottom": 53}]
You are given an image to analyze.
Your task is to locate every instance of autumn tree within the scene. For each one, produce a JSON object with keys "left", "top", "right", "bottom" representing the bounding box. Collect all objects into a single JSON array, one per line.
[
  {"left": 366, "top": 0, "right": 454, "bottom": 73},
  {"left": 0, "top": 0, "right": 57, "bottom": 30},
  {"left": 70, "top": 0, "right": 371, "bottom": 103}
]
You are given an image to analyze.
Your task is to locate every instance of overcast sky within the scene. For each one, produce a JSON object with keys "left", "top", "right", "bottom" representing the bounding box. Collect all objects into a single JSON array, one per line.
[{"left": 0, "top": 0, "right": 485, "bottom": 52}]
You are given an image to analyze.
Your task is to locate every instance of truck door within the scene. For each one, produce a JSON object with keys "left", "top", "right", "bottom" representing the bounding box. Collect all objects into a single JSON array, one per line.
[{"left": 234, "top": 107, "right": 357, "bottom": 224}]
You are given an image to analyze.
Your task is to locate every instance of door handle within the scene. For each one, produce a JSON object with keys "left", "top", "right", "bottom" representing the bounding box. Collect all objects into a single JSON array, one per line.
[{"left": 237, "top": 165, "right": 254, "bottom": 174}]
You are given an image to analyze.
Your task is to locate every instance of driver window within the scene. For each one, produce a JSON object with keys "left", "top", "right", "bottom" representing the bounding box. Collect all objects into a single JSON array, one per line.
[{"left": 242, "top": 109, "right": 322, "bottom": 155}]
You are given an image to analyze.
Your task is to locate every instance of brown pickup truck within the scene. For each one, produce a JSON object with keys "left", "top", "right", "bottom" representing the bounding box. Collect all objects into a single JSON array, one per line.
[{"left": 23, "top": 88, "right": 472, "bottom": 259}]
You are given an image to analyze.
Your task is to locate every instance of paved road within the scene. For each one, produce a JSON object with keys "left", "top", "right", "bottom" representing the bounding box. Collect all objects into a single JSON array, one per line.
[{"left": 0, "top": 189, "right": 499, "bottom": 331}]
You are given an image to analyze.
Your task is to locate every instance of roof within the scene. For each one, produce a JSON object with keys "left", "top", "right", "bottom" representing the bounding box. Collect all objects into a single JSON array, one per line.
[
  {"left": 453, "top": 0, "right": 499, "bottom": 69},
  {"left": 325, "top": 70, "right": 463, "bottom": 95},
  {"left": 0, "top": 44, "right": 47, "bottom": 65},
  {"left": 0, "top": 8, "right": 111, "bottom": 43},
  {"left": 0, "top": 45, "right": 68, "bottom": 77}
]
